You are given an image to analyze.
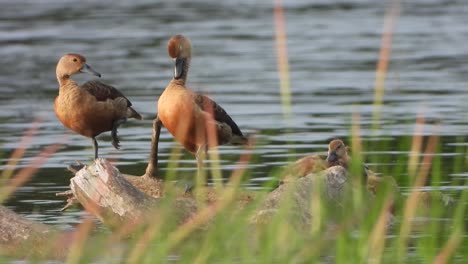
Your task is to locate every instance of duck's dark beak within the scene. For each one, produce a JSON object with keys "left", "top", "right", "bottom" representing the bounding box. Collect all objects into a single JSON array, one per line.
[
  {"left": 173, "top": 57, "right": 186, "bottom": 79},
  {"left": 326, "top": 151, "right": 338, "bottom": 163},
  {"left": 81, "top": 63, "right": 101, "bottom": 77}
]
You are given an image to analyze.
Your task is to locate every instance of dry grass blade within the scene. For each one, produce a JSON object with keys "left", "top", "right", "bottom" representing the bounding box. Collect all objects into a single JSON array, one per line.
[
  {"left": 125, "top": 139, "right": 254, "bottom": 263},
  {"left": 432, "top": 229, "right": 463, "bottom": 264},
  {"left": 372, "top": 0, "right": 400, "bottom": 130},
  {"left": 126, "top": 217, "right": 163, "bottom": 264},
  {"left": 351, "top": 112, "right": 363, "bottom": 160},
  {"left": 398, "top": 122, "right": 440, "bottom": 260},
  {"left": 0, "top": 142, "right": 63, "bottom": 202},
  {"left": 274, "top": 0, "right": 292, "bottom": 118},
  {"left": 66, "top": 219, "right": 95, "bottom": 264},
  {"left": 367, "top": 197, "right": 394, "bottom": 264},
  {"left": 408, "top": 114, "right": 425, "bottom": 177},
  {"left": 166, "top": 142, "right": 254, "bottom": 252},
  {"left": 1, "top": 118, "right": 41, "bottom": 181}
]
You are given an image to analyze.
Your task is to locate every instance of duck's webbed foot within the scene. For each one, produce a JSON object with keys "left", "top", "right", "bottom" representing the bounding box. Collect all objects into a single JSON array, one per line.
[{"left": 111, "top": 117, "right": 127, "bottom": 149}]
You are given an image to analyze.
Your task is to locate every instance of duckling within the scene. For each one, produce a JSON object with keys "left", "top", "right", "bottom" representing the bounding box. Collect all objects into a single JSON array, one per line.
[
  {"left": 158, "top": 35, "right": 247, "bottom": 176},
  {"left": 326, "top": 139, "right": 370, "bottom": 184},
  {"left": 287, "top": 154, "right": 328, "bottom": 179},
  {"left": 282, "top": 139, "right": 366, "bottom": 184},
  {"left": 325, "top": 139, "right": 350, "bottom": 168},
  {"left": 54, "top": 53, "right": 142, "bottom": 159},
  {"left": 289, "top": 139, "right": 349, "bottom": 176}
]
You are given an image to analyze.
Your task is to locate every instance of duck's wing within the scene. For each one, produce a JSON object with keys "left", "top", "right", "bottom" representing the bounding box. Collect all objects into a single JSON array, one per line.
[
  {"left": 82, "top": 81, "right": 132, "bottom": 107},
  {"left": 194, "top": 93, "right": 244, "bottom": 137}
]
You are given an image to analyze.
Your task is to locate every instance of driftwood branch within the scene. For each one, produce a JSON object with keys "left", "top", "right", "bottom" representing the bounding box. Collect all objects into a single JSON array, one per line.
[
  {"left": 0, "top": 205, "right": 52, "bottom": 247},
  {"left": 72, "top": 159, "right": 159, "bottom": 225},
  {"left": 69, "top": 158, "right": 197, "bottom": 229},
  {"left": 0, "top": 205, "right": 69, "bottom": 259}
]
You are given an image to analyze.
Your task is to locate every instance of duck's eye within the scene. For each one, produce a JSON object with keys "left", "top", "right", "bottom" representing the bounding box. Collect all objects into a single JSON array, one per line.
[{"left": 73, "top": 58, "right": 77, "bottom": 62}]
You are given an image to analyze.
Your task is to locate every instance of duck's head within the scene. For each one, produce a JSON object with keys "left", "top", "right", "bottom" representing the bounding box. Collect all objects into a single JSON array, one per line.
[
  {"left": 167, "top": 35, "right": 192, "bottom": 79},
  {"left": 56, "top": 53, "right": 101, "bottom": 79},
  {"left": 326, "top": 139, "right": 348, "bottom": 165}
]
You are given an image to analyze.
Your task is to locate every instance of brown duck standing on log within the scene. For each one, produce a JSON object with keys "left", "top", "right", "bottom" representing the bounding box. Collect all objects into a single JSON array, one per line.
[
  {"left": 158, "top": 35, "right": 248, "bottom": 176},
  {"left": 54, "top": 53, "right": 142, "bottom": 159}
]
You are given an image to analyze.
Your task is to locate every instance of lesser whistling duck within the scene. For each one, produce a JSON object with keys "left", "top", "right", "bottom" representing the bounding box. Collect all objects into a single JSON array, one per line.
[
  {"left": 325, "top": 139, "right": 350, "bottom": 168},
  {"left": 288, "top": 139, "right": 397, "bottom": 195},
  {"left": 54, "top": 53, "right": 142, "bottom": 159},
  {"left": 283, "top": 139, "right": 359, "bottom": 183},
  {"left": 158, "top": 35, "right": 247, "bottom": 175},
  {"left": 326, "top": 139, "right": 370, "bottom": 184},
  {"left": 293, "top": 139, "right": 350, "bottom": 176}
]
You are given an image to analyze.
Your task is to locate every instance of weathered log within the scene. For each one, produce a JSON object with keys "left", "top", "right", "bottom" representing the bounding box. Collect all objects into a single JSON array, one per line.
[
  {"left": 251, "top": 166, "right": 358, "bottom": 227},
  {"left": 69, "top": 158, "right": 197, "bottom": 229},
  {"left": 0, "top": 205, "right": 68, "bottom": 259},
  {"left": 68, "top": 161, "right": 362, "bottom": 232}
]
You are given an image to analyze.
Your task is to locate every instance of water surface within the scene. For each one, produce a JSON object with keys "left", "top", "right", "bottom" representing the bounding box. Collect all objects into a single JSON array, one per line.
[{"left": 0, "top": 0, "right": 467, "bottom": 228}]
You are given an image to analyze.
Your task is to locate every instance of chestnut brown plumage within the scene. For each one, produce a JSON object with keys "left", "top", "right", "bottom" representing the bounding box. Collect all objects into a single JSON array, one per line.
[
  {"left": 54, "top": 53, "right": 142, "bottom": 159},
  {"left": 158, "top": 35, "right": 247, "bottom": 176}
]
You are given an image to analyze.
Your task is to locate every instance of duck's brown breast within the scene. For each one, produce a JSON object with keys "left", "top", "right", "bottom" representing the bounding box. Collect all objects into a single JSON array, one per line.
[
  {"left": 158, "top": 85, "right": 211, "bottom": 153},
  {"left": 55, "top": 88, "right": 123, "bottom": 138}
]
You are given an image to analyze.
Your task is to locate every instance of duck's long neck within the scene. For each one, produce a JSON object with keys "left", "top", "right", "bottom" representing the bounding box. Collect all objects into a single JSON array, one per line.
[
  {"left": 56, "top": 73, "right": 78, "bottom": 93},
  {"left": 172, "top": 57, "right": 191, "bottom": 86}
]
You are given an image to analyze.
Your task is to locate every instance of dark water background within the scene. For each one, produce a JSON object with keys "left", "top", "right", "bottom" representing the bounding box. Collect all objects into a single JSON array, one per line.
[{"left": 0, "top": 0, "right": 467, "bottom": 228}]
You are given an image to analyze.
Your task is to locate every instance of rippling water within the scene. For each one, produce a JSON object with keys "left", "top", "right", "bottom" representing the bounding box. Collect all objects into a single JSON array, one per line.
[{"left": 0, "top": 0, "right": 467, "bottom": 226}]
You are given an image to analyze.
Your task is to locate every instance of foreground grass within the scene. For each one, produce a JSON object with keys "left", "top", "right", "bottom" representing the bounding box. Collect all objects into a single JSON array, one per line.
[
  {"left": 47, "top": 133, "right": 466, "bottom": 264},
  {"left": 1, "top": 129, "right": 466, "bottom": 263}
]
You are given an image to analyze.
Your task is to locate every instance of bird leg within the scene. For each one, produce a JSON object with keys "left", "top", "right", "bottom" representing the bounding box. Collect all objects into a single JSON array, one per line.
[
  {"left": 144, "top": 116, "right": 162, "bottom": 178},
  {"left": 111, "top": 117, "right": 127, "bottom": 149},
  {"left": 92, "top": 137, "right": 99, "bottom": 159}
]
